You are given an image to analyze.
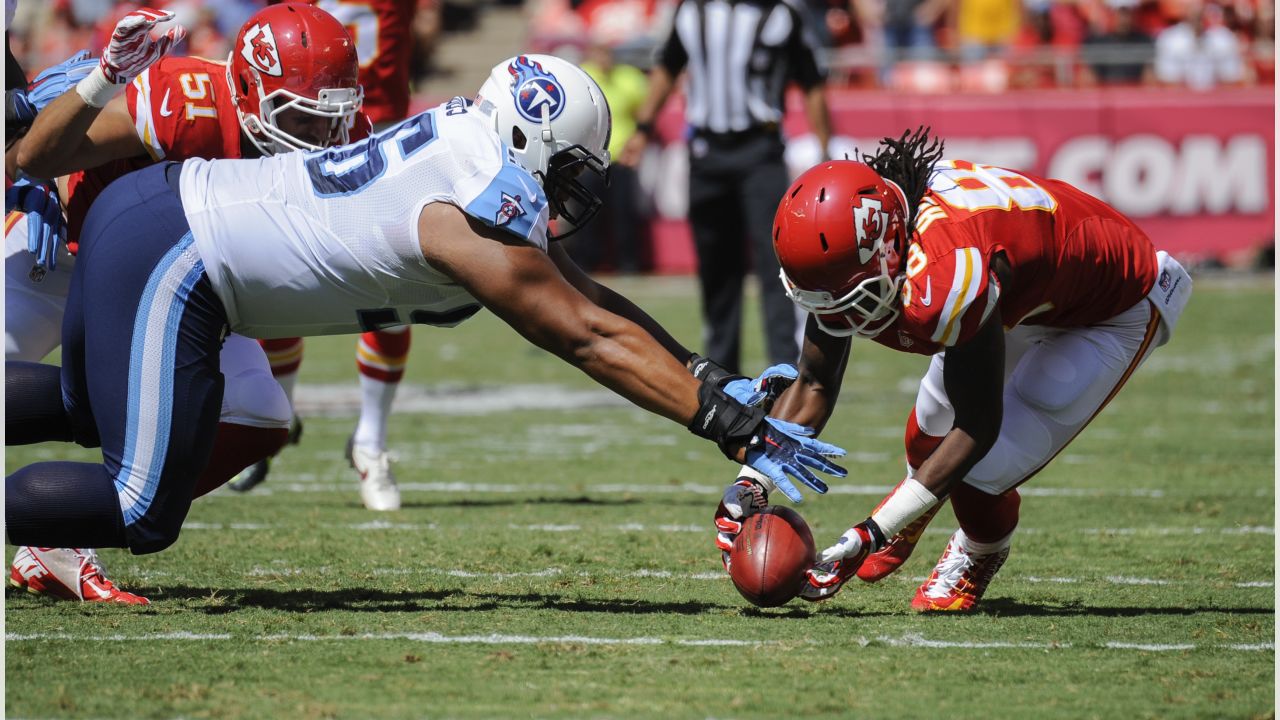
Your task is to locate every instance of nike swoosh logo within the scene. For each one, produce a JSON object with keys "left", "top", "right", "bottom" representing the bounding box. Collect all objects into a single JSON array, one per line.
[
  {"left": 85, "top": 580, "right": 114, "bottom": 599},
  {"left": 921, "top": 277, "right": 933, "bottom": 307},
  {"left": 159, "top": 89, "right": 173, "bottom": 118}
]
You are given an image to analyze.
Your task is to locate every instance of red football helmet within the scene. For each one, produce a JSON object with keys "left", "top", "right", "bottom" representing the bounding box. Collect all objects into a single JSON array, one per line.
[
  {"left": 227, "top": 3, "right": 363, "bottom": 155},
  {"left": 773, "top": 160, "right": 911, "bottom": 338}
]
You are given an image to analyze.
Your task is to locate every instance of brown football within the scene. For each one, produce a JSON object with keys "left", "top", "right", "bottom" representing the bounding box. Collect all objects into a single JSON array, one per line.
[{"left": 728, "top": 506, "right": 816, "bottom": 607}]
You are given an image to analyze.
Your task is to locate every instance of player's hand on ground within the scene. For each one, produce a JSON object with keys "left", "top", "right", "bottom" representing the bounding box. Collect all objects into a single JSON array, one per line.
[
  {"left": 713, "top": 476, "right": 769, "bottom": 571},
  {"left": 800, "top": 520, "right": 885, "bottom": 602},
  {"left": 100, "top": 8, "right": 185, "bottom": 84},
  {"left": 744, "top": 418, "right": 846, "bottom": 503},
  {"left": 6, "top": 178, "right": 66, "bottom": 279}
]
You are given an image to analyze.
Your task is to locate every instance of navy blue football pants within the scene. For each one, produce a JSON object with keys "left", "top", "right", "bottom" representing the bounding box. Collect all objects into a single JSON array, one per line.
[{"left": 6, "top": 162, "right": 228, "bottom": 554}]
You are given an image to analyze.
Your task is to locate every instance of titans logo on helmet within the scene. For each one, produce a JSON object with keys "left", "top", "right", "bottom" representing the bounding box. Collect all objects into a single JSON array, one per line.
[{"left": 508, "top": 55, "right": 565, "bottom": 123}]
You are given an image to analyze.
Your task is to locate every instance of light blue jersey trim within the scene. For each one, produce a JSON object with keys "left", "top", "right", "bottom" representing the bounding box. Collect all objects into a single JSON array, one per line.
[
  {"left": 116, "top": 232, "right": 206, "bottom": 525},
  {"left": 462, "top": 162, "right": 547, "bottom": 244}
]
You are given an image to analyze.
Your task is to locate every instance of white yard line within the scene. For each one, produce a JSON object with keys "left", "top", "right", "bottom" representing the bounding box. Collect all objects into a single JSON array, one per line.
[
  {"left": 177, "top": 521, "right": 1275, "bottom": 537},
  {"left": 5, "top": 631, "right": 1270, "bottom": 652},
  {"left": 127, "top": 565, "right": 1273, "bottom": 588},
  {"left": 227, "top": 481, "right": 1181, "bottom": 499}
]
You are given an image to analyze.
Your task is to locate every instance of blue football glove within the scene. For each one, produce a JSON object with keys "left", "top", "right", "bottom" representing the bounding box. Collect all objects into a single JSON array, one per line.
[
  {"left": 743, "top": 417, "right": 846, "bottom": 503},
  {"left": 723, "top": 363, "right": 798, "bottom": 408},
  {"left": 27, "top": 50, "right": 97, "bottom": 114},
  {"left": 6, "top": 178, "right": 67, "bottom": 279}
]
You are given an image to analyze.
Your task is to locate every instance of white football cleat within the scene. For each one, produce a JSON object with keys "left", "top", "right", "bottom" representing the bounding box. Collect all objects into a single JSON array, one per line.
[
  {"left": 9, "top": 547, "right": 150, "bottom": 604},
  {"left": 346, "top": 438, "right": 401, "bottom": 511}
]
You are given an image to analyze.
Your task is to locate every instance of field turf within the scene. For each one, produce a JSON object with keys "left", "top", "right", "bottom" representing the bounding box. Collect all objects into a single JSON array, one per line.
[{"left": 5, "top": 275, "right": 1275, "bottom": 719}]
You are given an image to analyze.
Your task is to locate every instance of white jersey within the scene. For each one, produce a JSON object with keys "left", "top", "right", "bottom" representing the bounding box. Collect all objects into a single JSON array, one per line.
[{"left": 179, "top": 98, "right": 550, "bottom": 338}]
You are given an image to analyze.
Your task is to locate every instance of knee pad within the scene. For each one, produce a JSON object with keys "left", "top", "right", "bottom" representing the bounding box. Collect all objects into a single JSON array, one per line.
[
  {"left": 1011, "top": 335, "right": 1105, "bottom": 422},
  {"left": 220, "top": 366, "right": 292, "bottom": 429}
]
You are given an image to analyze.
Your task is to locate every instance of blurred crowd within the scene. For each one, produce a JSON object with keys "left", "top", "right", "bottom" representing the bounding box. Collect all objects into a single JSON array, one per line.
[
  {"left": 6, "top": 0, "right": 448, "bottom": 89},
  {"left": 8, "top": 0, "right": 1271, "bottom": 93},
  {"left": 527, "top": 0, "right": 1273, "bottom": 90}
]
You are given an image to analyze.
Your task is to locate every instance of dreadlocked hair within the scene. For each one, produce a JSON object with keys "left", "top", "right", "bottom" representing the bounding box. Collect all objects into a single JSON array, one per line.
[{"left": 861, "top": 126, "right": 944, "bottom": 227}]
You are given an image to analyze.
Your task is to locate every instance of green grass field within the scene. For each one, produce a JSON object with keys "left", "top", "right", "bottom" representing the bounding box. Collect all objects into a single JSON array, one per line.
[{"left": 5, "top": 275, "right": 1275, "bottom": 720}]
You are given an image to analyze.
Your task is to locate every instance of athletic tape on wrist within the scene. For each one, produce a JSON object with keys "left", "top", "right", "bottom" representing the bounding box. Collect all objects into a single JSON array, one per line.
[
  {"left": 75, "top": 66, "right": 120, "bottom": 109},
  {"left": 869, "top": 477, "right": 938, "bottom": 538}
]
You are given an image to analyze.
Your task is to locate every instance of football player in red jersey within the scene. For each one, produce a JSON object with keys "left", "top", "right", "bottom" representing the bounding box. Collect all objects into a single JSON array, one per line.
[
  {"left": 5, "top": 3, "right": 365, "bottom": 604},
  {"left": 714, "top": 128, "right": 1192, "bottom": 612},
  {"left": 238, "top": 0, "right": 419, "bottom": 511}
]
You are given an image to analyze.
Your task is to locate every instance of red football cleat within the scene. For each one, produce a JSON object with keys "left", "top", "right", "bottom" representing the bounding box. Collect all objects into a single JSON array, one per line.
[
  {"left": 911, "top": 530, "right": 1009, "bottom": 613},
  {"left": 856, "top": 502, "right": 944, "bottom": 583},
  {"left": 10, "top": 547, "right": 150, "bottom": 605}
]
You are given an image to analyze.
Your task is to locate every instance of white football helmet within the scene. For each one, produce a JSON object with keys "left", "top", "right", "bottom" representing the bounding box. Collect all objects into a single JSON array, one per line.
[{"left": 474, "top": 54, "right": 612, "bottom": 238}]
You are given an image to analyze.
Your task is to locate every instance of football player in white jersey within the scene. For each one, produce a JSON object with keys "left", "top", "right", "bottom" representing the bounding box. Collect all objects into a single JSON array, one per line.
[{"left": 5, "top": 54, "right": 846, "bottom": 565}]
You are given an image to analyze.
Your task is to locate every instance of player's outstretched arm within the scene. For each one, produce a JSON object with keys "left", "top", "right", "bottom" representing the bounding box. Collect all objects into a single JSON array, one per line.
[
  {"left": 547, "top": 241, "right": 693, "bottom": 366},
  {"left": 912, "top": 306, "right": 1005, "bottom": 498},
  {"left": 768, "top": 313, "right": 851, "bottom": 433},
  {"left": 17, "top": 8, "right": 182, "bottom": 179},
  {"left": 418, "top": 202, "right": 847, "bottom": 497}
]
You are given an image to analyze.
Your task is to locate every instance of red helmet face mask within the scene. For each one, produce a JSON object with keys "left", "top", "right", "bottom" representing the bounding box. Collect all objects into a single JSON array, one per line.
[
  {"left": 773, "top": 161, "right": 911, "bottom": 338},
  {"left": 227, "top": 2, "right": 363, "bottom": 155}
]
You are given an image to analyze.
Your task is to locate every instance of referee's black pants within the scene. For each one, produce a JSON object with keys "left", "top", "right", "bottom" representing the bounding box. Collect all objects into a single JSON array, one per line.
[{"left": 687, "top": 130, "right": 799, "bottom": 374}]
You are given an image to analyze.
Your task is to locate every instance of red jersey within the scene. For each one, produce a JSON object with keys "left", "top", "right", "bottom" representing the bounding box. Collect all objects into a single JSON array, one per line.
[
  {"left": 65, "top": 56, "right": 242, "bottom": 247},
  {"left": 874, "top": 160, "right": 1158, "bottom": 356},
  {"left": 315, "top": 0, "right": 416, "bottom": 124},
  {"left": 64, "top": 55, "right": 372, "bottom": 249}
]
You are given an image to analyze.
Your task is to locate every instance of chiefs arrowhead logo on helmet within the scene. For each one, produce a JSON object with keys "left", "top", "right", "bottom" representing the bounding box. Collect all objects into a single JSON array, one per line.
[
  {"left": 240, "top": 22, "right": 283, "bottom": 77},
  {"left": 852, "top": 198, "right": 887, "bottom": 264}
]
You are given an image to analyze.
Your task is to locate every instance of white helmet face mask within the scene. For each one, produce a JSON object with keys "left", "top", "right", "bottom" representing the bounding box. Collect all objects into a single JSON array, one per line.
[{"left": 474, "top": 54, "right": 612, "bottom": 239}]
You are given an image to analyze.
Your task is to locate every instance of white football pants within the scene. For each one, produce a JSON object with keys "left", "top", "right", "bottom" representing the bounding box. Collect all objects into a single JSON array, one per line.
[{"left": 910, "top": 252, "right": 1191, "bottom": 495}]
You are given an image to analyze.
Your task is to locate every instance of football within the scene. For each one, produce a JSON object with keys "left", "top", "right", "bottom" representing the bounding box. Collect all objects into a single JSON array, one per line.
[{"left": 728, "top": 506, "right": 816, "bottom": 607}]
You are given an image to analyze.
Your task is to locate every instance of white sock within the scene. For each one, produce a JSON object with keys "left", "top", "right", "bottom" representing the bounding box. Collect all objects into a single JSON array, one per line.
[
  {"left": 275, "top": 372, "right": 299, "bottom": 409},
  {"left": 353, "top": 375, "right": 397, "bottom": 451},
  {"left": 957, "top": 528, "right": 1014, "bottom": 556}
]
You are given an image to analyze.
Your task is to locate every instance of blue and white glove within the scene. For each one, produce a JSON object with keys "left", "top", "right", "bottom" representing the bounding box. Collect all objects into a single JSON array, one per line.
[
  {"left": 7, "top": 51, "right": 98, "bottom": 129},
  {"left": 743, "top": 418, "right": 845, "bottom": 503},
  {"left": 688, "top": 381, "right": 847, "bottom": 504},
  {"left": 689, "top": 354, "right": 798, "bottom": 410},
  {"left": 6, "top": 178, "right": 67, "bottom": 280}
]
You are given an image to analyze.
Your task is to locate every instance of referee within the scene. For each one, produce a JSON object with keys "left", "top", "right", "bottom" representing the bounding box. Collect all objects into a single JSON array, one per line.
[{"left": 622, "top": 0, "right": 832, "bottom": 374}]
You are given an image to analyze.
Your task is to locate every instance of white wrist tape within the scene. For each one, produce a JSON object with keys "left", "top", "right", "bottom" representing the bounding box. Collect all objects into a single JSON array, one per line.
[
  {"left": 75, "top": 66, "right": 121, "bottom": 109},
  {"left": 736, "top": 465, "right": 775, "bottom": 494},
  {"left": 870, "top": 477, "right": 938, "bottom": 537}
]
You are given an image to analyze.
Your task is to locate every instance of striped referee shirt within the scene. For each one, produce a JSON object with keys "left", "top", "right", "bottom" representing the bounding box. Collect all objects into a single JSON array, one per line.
[{"left": 658, "top": 0, "right": 826, "bottom": 135}]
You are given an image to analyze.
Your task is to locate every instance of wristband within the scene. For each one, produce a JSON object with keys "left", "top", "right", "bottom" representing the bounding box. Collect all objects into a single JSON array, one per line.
[
  {"left": 687, "top": 381, "right": 764, "bottom": 461},
  {"left": 688, "top": 353, "right": 736, "bottom": 387},
  {"left": 75, "top": 66, "right": 120, "bottom": 109},
  {"left": 634, "top": 121, "right": 655, "bottom": 138}
]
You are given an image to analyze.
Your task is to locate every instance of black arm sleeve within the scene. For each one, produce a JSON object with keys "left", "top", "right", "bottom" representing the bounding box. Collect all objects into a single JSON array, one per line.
[
  {"left": 785, "top": 4, "right": 826, "bottom": 90},
  {"left": 657, "top": 1, "right": 689, "bottom": 75}
]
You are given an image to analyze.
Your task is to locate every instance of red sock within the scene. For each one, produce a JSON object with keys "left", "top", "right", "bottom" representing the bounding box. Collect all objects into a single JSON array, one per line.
[
  {"left": 904, "top": 407, "right": 945, "bottom": 470},
  {"left": 356, "top": 327, "right": 411, "bottom": 382},
  {"left": 192, "top": 423, "right": 290, "bottom": 499},
  {"left": 950, "top": 482, "right": 1021, "bottom": 543}
]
